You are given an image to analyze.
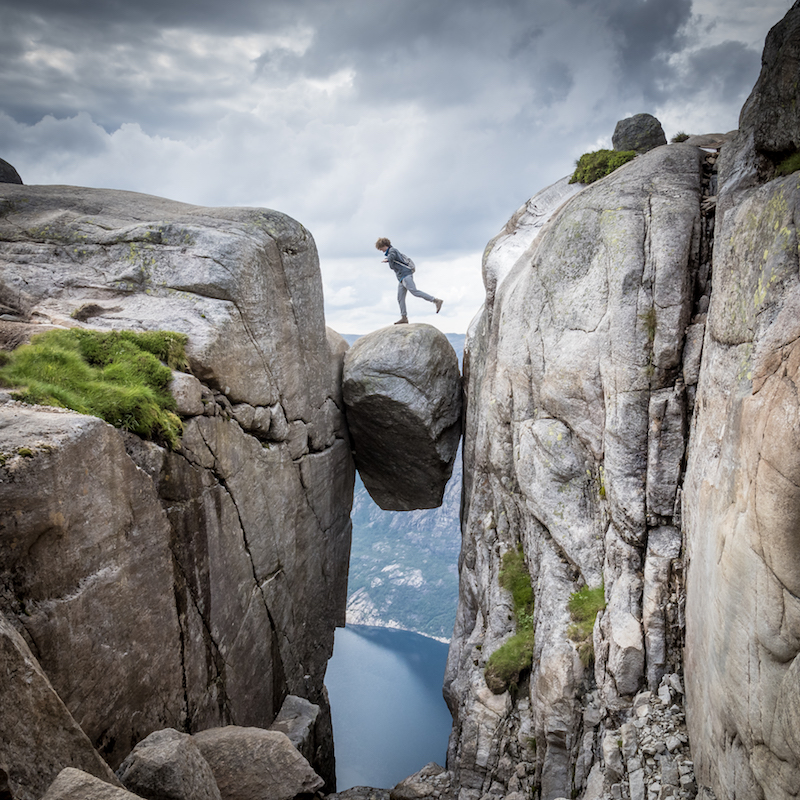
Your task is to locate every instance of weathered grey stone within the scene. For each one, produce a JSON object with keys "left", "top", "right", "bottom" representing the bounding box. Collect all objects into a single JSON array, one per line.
[
  {"left": 116, "top": 728, "right": 221, "bottom": 800},
  {"left": 739, "top": 1, "right": 800, "bottom": 159},
  {"left": 329, "top": 789, "right": 391, "bottom": 800},
  {"left": 612, "top": 114, "right": 667, "bottom": 153},
  {"left": 602, "top": 732, "right": 624, "bottom": 783},
  {"left": 682, "top": 323, "right": 705, "bottom": 386},
  {"left": 171, "top": 370, "right": 205, "bottom": 416},
  {"left": 342, "top": 323, "right": 461, "bottom": 510},
  {"left": 0, "top": 185, "right": 354, "bottom": 786},
  {"left": 268, "top": 695, "right": 320, "bottom": 764},
  {"left": 0, "top": 405, "right": 184, "bottom": 768},
  {"left": 192, "top": 727, "right": 324, "bottom": 800},
  {"left": 0, "top": 158, "right": 21, "bottom": 185},
  {"left": 231, "top": 402, "right": 256, "bottom": 430},
  {"left": 41, "top": 768, "right": 138, "bottom": 800},
  {"left": 0, "top": 184, "right": 328, "bottom": 418},
  {"left": 0, "top": 614, "right": 121, "bottom": 800},
  {"left": 643, "top": 527, "right": 682, "bottom": 690},
  {"left": 646, "top": 388, "right": 686, "bottom": 518},
  {"left": 481, "top": 177, "right": 584, "bottom": 320},
  {"left": 683, "top": 7, "right": 800, "bottom": 799},
  {"left": 446, "top": 141, "right": 703, "bottom": 798},
  {"left": 327, "top": 327, "right": 350, "bottom": 410}
]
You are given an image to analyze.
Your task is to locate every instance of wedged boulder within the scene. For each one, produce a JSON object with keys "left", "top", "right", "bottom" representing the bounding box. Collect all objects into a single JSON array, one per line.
[
  {"left": 41, "top": 768, "right": 138, "bottom": 800},
  {"left": 0, "top": 614, "right": 121, "bottom": 800},
  {"left": 192, "top": 727, "right": 324, "bottom": 800},
  {"left": 342, "top": 324, "right": 461, "bottom": 511},
  {"left": 116, "top": 729, "right": 221, "bottom": 800},
  {"left": 612, "top": 113, "right": 667, "bottom": 153}
]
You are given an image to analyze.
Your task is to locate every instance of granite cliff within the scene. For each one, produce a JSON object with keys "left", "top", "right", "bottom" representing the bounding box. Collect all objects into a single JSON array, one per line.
[
  {"left": 0, "top": 188, "right": 355, "bottom": 798},
  {"left": 442, "top": 4, "right": 800, "bottom": 800}
]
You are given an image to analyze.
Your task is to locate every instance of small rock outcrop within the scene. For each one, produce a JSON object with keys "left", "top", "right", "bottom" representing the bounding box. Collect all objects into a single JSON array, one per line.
[
  {"left": 342, "top": 324, "right": 461, "bottom": 511},
  {"left": 612, "top": 113, "right": 667, "bottom": 153},
  {"left": 0, "top": 158, "right": 21, "bottom": 185},
  {"left": 116, "top": 729, "right": 222, "bottom": 800},
  {"left": 0, "top": 185, "right": 354, "bottom": 792},
  {"left": 192, "top": 727, "right": 324, "bottom": 800}
]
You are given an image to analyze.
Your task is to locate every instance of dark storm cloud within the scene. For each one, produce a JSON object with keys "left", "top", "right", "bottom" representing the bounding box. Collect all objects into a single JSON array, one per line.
[{"left": 681, "top": 40, "right": 761, "bottom": 103}]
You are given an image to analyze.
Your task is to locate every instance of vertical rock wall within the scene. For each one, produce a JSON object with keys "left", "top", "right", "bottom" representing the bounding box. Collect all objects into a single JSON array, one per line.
[
  {"left": 0, "top": 186, "right": 354, "bottom": 798},
  {"left": 683, "top": 4, "right": 800, "bottom": 797},
  {"left": 446, "top": 142, "right": 712, "bottom": 799}
]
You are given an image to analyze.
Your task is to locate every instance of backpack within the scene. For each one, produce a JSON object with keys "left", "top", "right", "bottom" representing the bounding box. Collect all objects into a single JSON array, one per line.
[{"left": 398, "top": 252, "right": 416, "bottom": 272}]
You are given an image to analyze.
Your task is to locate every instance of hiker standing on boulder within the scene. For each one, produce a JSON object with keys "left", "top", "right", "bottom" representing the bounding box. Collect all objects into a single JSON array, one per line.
[{"left": 376, "top": 237, "right": 443, "bottom": 324}]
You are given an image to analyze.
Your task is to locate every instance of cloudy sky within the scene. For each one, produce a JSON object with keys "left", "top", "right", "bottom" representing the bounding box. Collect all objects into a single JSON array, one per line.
[{"left": 1, "top": 0, "right": 794, "bottom": 334}]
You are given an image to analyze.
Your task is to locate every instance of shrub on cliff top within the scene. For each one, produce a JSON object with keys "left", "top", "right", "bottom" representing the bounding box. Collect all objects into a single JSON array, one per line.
[
  {"left": 567, "top": 584, "right": 606, "bottom": 667},
  {"left": 569, "top": 149, "right": 637, "bottom": 185},
  {"left": 484, "top": 546, "right": 536, "bottom": 694},
  {"left": 0, "top": 328, "right": 188, "bottom": 448}
]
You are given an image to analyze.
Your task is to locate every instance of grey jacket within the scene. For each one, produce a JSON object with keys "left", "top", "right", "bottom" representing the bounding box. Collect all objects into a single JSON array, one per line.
[{"left": 385, "top": 247, "right": 413, "bottom": 281}]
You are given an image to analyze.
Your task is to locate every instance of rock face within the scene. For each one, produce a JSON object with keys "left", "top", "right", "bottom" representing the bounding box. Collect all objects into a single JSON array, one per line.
[
  {"left": 0, "top": 186, "right": 354, "bottom": 792},
  {"left": 612, "top": 113, "right": 667, "bottom": 153},
  {"left": 342, "top": 324, "right": 461, "bottom": 511},
  {"left": 447, "top": 140, "right": 705, "bottom": 800},
  {"left": 446, "top": 5, "right": 800, "bottom": 800},
  {"left": 0, "top": 613, "right": 121, "bottom": 800},
  {"left": 0, "top": 158, "right": 21, "bottom": 185},
  {"left": 683, "top": 3, "right": 800, "bottom": 798}
]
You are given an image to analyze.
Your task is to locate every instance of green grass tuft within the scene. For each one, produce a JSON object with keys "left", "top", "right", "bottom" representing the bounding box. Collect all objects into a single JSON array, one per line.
[
  {"left": 0, "top": 328, "right": 188, "bottom": 448},
  {"left": 567, "top": 584, "right": 606, "bottom": 668},
  {"left": 671, "top": 132, "right": 690, "bottom": 143},
  {"left": 775, "top": 151, "right": 800, "bottom": 177},
  {"left": 569, "top": 149, "right": 637, "bottom": 185},
  {"left": 485, "top": 546, "right": 536, "bottom": 694}
]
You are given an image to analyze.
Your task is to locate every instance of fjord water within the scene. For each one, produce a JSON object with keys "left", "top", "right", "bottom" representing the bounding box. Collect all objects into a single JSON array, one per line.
[{"left": 326, "top": 624, "right": 453, "bottom": 790}]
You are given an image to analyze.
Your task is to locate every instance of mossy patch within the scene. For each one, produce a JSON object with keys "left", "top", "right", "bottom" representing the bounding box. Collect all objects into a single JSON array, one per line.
[
  {"left": 775, "top": 151, "right": 800, "bottom": 177},
  {"left": 485, "top": 546, "right": 536, "bottom": 694},
  {"left": 569, "top": 150, "right": 637, "bottom": 185},
  {"left": 567, "top": 584, "right": 606, "bottom": 667},
  {"left": 0, "top": 328, "right": 188, "bottom": 448}
]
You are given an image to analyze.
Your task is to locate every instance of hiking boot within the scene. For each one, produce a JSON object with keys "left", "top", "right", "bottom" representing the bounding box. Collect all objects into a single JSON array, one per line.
[
  {"left": 395, "top": 316, "right": 409, "bottom": 324},
  {"left": 434, "top": 298, "right": 443, "bottom": 313}
]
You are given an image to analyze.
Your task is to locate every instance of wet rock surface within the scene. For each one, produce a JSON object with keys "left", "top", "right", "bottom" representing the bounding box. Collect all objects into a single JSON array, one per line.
[{"left": 342, "top": 324, "right": 461, "bottom": 511}]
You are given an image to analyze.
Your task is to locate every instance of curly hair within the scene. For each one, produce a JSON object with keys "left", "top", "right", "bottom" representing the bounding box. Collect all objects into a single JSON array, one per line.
[{"left": 375, "top": 237, "right": 391, "bottom": 250}]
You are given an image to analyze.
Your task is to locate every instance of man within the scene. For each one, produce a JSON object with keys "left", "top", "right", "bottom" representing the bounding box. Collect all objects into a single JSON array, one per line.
[{"left": 376, "top": 237, "right": 443, "bottom": 324}]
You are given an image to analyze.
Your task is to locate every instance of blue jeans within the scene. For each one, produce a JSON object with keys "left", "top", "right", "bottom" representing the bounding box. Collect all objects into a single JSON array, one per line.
[{"left": 398, "top": 275, "right": 435, "bottom": 316}]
